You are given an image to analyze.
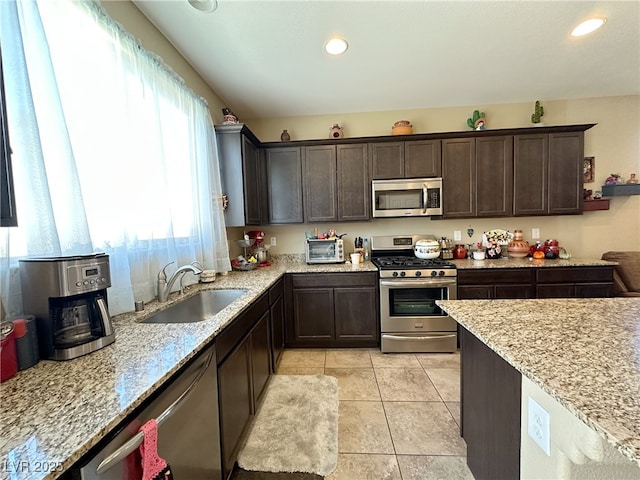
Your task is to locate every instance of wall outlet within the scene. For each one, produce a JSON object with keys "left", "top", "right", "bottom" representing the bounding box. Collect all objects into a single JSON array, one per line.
[
  {"left": 270, "top": 236, "right": 277, "bottom": 246},
  {"left": 453, "top": 230, "right": 462, "bottom": 241},
  {"left": 532, "top": 228, "right": 540, "bottom": 239},
  {"left": 528, "top": 397, "right": 551, "bottom": 456}
]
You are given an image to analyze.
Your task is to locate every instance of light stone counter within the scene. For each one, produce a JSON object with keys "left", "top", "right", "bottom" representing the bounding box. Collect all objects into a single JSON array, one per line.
[
  {"left": 0, "top": 258, "right": 376, "bottom": 480},
  {"left": 437, "top": 297, "right": 640, "bottom": 467},
  {"left": 451, "top": 256, "right": 617, "bottom": 269}
]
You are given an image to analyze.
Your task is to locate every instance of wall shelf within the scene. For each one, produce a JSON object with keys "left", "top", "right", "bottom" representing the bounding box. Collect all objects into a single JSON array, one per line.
[
  {"left": 601, "top": 183, "right": 640, "bottom": 197},
  {"left": 583, "top": 199, "right": 610, "bottom": 211}
]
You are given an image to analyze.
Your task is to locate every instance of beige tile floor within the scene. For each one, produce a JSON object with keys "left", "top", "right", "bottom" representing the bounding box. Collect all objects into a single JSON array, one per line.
[{"left": 277, "top": 348, "right": 475, "bottom": 480}]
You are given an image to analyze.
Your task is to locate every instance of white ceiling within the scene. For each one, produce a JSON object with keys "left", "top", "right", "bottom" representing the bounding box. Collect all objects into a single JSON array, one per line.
[{"left": 132, "top": 1, "right": 640, "bottom": 120}]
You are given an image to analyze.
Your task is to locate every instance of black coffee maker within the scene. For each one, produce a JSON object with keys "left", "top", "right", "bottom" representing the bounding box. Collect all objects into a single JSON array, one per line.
[{"left": 19, "top": 253, "right": 115, "bottom": 360}]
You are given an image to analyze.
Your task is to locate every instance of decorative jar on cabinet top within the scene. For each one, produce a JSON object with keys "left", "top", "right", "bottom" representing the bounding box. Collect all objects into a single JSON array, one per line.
[{"left": 507, "top": 229, "right": 529, "bottom": 258}]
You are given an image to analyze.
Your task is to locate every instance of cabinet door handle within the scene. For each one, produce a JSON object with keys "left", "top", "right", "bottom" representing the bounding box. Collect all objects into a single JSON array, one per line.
[{"left": 96, "top": 348, "right": 215, "bottom": 475}]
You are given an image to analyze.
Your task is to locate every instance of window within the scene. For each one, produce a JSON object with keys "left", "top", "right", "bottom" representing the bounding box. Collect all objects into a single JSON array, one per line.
[{"left": 0, "top": 0, "right": 230, "bottom": 316}]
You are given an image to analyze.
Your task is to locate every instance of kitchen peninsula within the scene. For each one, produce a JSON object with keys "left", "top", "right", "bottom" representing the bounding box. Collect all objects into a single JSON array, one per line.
[{"left": 438, "top": 297, "right": 640, "bottom": 479}]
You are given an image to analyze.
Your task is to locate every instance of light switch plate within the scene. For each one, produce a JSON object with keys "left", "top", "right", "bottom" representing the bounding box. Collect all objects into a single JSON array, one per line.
[
  {"left": 528, "top": 397, "right": 551, "bottom": 456},
  {"left": 453, "top": 230, "right": 462, "bottom": 241},
  {"left": 532, "top": 228, "right": 540, "bottom": 239},
  {"left": 270, "top": 236, "right": 277, "bottom": 246}
]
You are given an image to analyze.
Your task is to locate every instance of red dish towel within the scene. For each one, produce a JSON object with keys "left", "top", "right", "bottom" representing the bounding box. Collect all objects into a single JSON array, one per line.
[{"left": 139, "top": 419, "right": 174, "bottom": 480}]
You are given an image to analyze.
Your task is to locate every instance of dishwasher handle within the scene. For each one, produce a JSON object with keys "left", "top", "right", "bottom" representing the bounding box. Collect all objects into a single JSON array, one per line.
[{"left": 95, "top": 348, "right": 215, "bottom": 475}]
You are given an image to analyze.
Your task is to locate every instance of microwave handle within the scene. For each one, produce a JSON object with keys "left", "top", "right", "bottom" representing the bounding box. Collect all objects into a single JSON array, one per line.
[
  {"left": 422, "top": 184, "right": 428, "bottom": 214},
  {"left": 96, "top": 296, "right": 113, "bottom": 337}
]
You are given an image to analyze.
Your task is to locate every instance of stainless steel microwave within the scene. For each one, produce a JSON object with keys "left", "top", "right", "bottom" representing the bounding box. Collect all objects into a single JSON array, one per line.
[{"left": 372, "top": 177, "right": 443, "bottom": 217}]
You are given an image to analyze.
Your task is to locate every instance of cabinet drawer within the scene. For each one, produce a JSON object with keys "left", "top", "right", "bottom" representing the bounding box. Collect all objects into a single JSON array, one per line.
[
  {"left": 216, "top": 292, "right": 269, "bottom": 364},
  {"left": 457, "top": 269, "right": 533, "bottom": 285},
  {"left": 536, "top": 267, "right": 613, "bottom": 284},
  {"left": 290, "top": 272, "right": 377, "bottom": 288}
]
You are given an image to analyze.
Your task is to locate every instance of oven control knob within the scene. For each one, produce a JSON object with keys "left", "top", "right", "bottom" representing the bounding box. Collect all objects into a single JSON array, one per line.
[
  {"left": 430, "top": 271, "right": 437, "bottom": 277},
  {"left": 392, "top": 271, "right": 398, "bottom": 277},
  {"left": 400, "top": 271, "right": 406, "bottom": 277},
  {"left": 439, "top": 270, "right": 446, "bottom": 276},
  {"left": 415, "top": 271, "right": 421, "bottom": 277}
]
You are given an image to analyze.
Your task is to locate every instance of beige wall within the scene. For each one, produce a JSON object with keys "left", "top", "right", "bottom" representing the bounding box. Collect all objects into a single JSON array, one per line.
[{"left": 103, "top": 2, "right": 639, "bottom": 261}]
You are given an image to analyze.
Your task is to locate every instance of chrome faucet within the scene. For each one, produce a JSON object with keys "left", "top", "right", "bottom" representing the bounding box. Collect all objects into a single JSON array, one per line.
[{"left": 157, "top": 262, "right": 203, "bottom": 303}]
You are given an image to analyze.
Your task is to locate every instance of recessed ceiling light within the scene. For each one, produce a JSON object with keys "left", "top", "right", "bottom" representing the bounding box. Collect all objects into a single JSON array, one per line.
[
  {"left": 188, "top": 0, "right": 217, "bottom": 13},
  {"left": 324, "top": 38, "right": 349, "bottom": 55},
  {"left": 571, "top": 17, "right": 606, "bottom": 37}
]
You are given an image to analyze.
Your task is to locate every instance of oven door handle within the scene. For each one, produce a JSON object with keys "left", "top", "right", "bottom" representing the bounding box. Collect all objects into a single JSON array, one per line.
[
  {"left": 382, "top": 334, "right": 457, "bottom": 341},
  {"left": 380, "top": 279, "right": 456, "bottom": 288}
]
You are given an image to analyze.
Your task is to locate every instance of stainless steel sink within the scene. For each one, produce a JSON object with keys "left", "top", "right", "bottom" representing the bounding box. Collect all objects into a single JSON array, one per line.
[{"left": 140, "top": 289, "right": 247, "bottom": 324}]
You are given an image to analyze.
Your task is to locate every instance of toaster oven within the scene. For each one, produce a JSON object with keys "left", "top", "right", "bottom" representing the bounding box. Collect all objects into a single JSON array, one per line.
[{"left": 305, "top": 238, "right": 345, "bottom": 264}]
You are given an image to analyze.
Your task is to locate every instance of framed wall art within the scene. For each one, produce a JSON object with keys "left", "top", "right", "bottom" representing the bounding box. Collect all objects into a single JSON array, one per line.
[{"left": 583, "top": 156, "right": 595, "bottom": 183}]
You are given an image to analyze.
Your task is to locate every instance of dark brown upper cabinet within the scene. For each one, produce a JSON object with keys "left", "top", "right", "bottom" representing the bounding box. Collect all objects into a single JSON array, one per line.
[
  {"left": 514, "top": 131, "right": 584, "bottom": 216},
  {"left": 265, "top": 147, "right": 304, "bottom": 224},
  {"left": 215, "top": 124, "right": 264, "bottom": 226},
  {"left": 442, "top": 136, "right": 513, "bottom": 218},
  {"left": 302, "top": 143, "right": 369, "bottom": 222},
  {"left": 369, "top": 140, "right": 441, "bottom": 179}
]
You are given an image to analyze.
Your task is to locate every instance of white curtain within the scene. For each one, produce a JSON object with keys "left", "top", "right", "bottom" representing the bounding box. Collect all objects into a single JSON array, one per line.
[{"left": 0, "top": 0, "right": 230, "bottom": 317}]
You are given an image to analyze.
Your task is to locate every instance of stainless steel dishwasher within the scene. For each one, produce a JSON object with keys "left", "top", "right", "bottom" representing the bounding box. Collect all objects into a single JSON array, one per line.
[{"left": 70, "top": 343, "right": 221, "bottom": 479}]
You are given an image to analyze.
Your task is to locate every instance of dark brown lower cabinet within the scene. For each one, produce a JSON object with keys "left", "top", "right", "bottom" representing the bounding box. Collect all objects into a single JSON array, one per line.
[
  {"left": 269, "top": 278, "right": 285, "bottom": 372},
  {"left": 536, "top": 266, "right": 613, "bottom": 298},
  {"left": 461, "top": 327, "right": 521, "bottom": 480},
  {"left": 285, "top": 272, "right": 379, "bottom": 348},
  {"left": 218, "top": 338, "right": 252, "bottom": 479},
  {"left": 458, "top": 266, "right": 613, "bottom": 299},
  {"left": 216, "top": 292, "right": 272, "bottom": 480}
]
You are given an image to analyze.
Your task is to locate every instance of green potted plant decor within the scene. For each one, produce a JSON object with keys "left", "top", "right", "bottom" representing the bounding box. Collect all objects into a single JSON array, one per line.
[
  {"left": 531, "top": 100, "right": 544, "bottom": 125},
  {"left": 466, "top": 110, "right": 486, "bottom": 130}
]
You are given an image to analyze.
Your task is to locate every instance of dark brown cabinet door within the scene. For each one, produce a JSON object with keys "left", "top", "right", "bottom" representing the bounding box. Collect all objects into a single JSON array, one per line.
[
  {"left": 242, "top": 135, "right": 262, "bottom": 225},
  {"left": 513, "top": 133, "right": 548, "bottom": 216},
  {"left": 334, "top": 287, "right": 378, "bottom": 342},
  {"left": 218, "top": 338, "right": 252, "bottom": 479},
  {"left": 270, "top": 288, "right": 285, "bottom": 371},
  {"left": 303, "top": 145, "right": 337, "bottom": 222},
  {"left": 266, "top": 147, "right": 304, "bottom": 223},
  {"left": 337, "top": 144, "right": 369, "bottom": 221},
  {"left": 461, "top": 327, "right": 521, "bottom": 480},
  {"left": 369, "top": 142, "right": 404, "bottom": 179},
  {"left": 442, "top": 138, "right": 475, "bottom": 217},
  {"left": 475, "top": 136, "right": 513, "bottom": 217},
  {"left": 405, "top": 140, "right": 442, "bottom": 178},
  {"left": 250, "top": 311, "right": 271, "bottom": 406},
  {"left": 292, "top": 288, "right": 335, "bottom": 342},
  {"left": 547, "top": 132, "right": 584, "bottom": 215}
]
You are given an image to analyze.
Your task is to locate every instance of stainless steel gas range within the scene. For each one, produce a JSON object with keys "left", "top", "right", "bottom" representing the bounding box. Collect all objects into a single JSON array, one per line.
[{"left": 371, "top": 235, "right": 457, "bottom": 353}]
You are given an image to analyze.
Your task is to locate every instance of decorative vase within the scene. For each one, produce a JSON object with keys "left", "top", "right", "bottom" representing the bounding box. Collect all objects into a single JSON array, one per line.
[
  {"left": 485, "top": 245, "right": 502, "bottom": 259},
  {"left": 280, "top": 129, "right": 290, "bottom": 142},
  {"left": 329, "top": 124, "right": 344, "bottom": 139},
  {"left": 391, "top": 120, "right": 413, "bottom": 135},
  {"left": 507, "top": 229, "right": 530, "bottom": 258}
]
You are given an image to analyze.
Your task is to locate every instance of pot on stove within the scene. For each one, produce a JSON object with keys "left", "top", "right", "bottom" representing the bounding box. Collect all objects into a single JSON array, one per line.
[{"left": 414, "top": 239, "right": 441, "bottom": 260}]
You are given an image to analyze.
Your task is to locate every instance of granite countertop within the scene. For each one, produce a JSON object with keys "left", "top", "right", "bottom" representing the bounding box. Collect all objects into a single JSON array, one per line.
[
  {"left": 0, "top": 258, "right": 376, "bottom": 480},
  {"left": 437, "top": 297, "right": 640, "bottom": 467},
  {"left": 451, "top": 256, "right": 617, "bottom": 269}
]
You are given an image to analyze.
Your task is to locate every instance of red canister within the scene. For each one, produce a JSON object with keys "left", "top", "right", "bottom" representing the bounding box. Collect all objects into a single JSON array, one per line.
[
  {"left": 544, "top": 239, "right": 560, "bottom": 257},
  {"left": 453, "top": 244, "right": 467, "bottom": 259},
  {"left": 1, "top": 321, "right": 18, "bottom": 382}
]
